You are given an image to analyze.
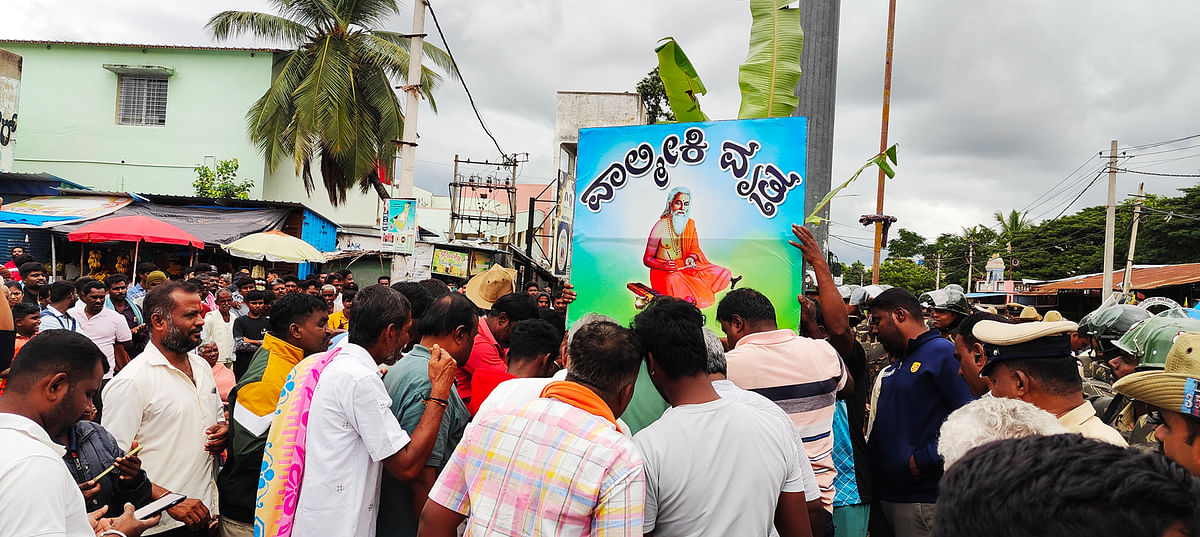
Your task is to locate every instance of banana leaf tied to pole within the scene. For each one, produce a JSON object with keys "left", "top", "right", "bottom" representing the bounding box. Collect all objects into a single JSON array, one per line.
[
  {"left": 654, "top": 37, "right": 709, "bottom": 122},
  {"left": 806, "top": 144, "right": 898, "bottom": 226},
  {"left": 738, "top": 0, "right": 805, "bottom": 119}
]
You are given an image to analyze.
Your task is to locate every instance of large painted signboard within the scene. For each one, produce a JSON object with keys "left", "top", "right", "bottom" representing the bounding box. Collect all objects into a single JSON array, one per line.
[{"left": 569, "top": 117, "right": 808, "bottom": 329}]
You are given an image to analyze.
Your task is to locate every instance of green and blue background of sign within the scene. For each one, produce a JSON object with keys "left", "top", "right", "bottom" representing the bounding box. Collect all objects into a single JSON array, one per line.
[{"left": 569, "top": 117, "right": 808, "bottom": 330}]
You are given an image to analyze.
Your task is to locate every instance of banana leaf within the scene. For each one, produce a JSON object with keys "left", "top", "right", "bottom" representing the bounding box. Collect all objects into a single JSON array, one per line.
[
  {"left": 654, "top": 37, "right": 709, "bottom": 122},
  {"left": 738, "top": 0, "right": 804, "bottom": 119},
  {"left": 806, "top": 144, "right": 898, "bottom": 225}
]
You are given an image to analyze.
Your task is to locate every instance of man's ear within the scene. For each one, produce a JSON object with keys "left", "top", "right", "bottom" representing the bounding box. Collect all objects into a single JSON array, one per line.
[
  {"left": 43, "top": 371, "right": 70, "bottom": 402},
  {"left": 973, "top": 343, "right": 986, "bottom": 366},
  {"left": 1013, "top": 369, "right": 1029, "bottom": 394},
  {"left": 893, "top": 308, "right": 908, "bottom": 324}
]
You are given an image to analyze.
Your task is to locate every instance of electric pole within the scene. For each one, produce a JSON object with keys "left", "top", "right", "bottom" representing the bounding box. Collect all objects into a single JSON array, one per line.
[
  {"left": 870, "top": 0, "right": 898, "bottom": 285},
  {"left": 1122, "top": 183, "right": 1145, "bottom": 295},
  {"left": 967, "top": 240, "right": 974, "bottom": 291},
  {"left": 395, "top": 0, "right": 428, "bottom": 199},
  {"left": 935, "top": 251, "right": 942, "bottom": 289},
  {"left": 1101, "top": 140, "right": 1118, "bottom": 302}
]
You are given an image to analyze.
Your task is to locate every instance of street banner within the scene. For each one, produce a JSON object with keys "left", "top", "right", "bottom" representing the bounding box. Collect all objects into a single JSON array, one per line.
[
  {"left": 553, "top": 219, "right": 571, "bottom": 277},
  {"left": 431, "top": 248, "right": 469, "bottom": 278},
  {"left": 404, "top": 242, "right": 435, "bottom": 281},
  {"left": 470, "top": 251, "right": 494, "bottom": 275},
  {"left": 383, "top": 198, "right": 417, "bottom": 254},
  {"left": 553, "top": 169, "right": 575, "bottom": 277},
  {"left": 569, "top": 117, "right": 808, "bottom": 329}
]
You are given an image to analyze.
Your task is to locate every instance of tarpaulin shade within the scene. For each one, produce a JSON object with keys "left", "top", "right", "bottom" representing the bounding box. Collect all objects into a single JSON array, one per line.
[
  {"left": 52, "top": 204, "right": 290, "bottom": 245},
  {"left": 68, "top": 215, "right": 205, "bottom": 247}
]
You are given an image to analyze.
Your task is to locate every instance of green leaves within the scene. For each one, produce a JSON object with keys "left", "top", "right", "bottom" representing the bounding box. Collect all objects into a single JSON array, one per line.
[
  {"left": 208, "top": 0, "right": 455, "bottom": 205},
  {"left": 738, "top": 0, "right": 804, "bottom": 119},
  {"left": 805, "top": 144, "right": 898, "bottom": 225},
  {"left": 194, "top": 158, "right": 255, "bottom": 200},
  {"left": 654, "top": 37, "right": 709, "bottom": 122}
]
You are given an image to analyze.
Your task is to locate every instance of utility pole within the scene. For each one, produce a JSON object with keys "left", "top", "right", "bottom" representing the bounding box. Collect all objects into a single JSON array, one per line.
[
  {"left": 935, "top": 251, "right": 942, "bottom": 289},
  {"left": 1101, "top": 139, "right": 1118, "bottom": 302},
  {"left": 967, "top": 240, "right": 974, "bottom": 292},
  {"left": 395, "top": 0, "right": 428, "bottom": 199},
  {"left": 870, "top": 0, "right": 898, "bottom": 285},
  {"left": 1122, "top": 183, "right": 1145, "bottom": 294}
]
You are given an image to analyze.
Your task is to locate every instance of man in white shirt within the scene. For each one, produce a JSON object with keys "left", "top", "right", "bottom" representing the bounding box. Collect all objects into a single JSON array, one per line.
[
  {"left": 0, "top": 330, "right": 160, "bottom": 537},
  {"left": 704, "top": 328, "right": 825, "bottom": 537},
  {"left": 200, "top": 289, "right": 237, "bottom": 365},
  {"left": 103, "top": 281, "right": 228, "bottom": 537},
  {"left": 288, "top": 284, "right": 457, "bottom": 537},
  {"left": 631, "top": 297, "right": 813, "bottom": 537}
]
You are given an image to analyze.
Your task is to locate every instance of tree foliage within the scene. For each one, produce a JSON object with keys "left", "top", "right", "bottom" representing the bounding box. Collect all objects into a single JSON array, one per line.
[
  {"left": 635, "top": 68, "right": 674, "bottom": 124},
  {"left": 207, "top": 0, "right": 456, "bottom": 205},
  {"left": 850, "top": 185, "right": 1200, "bottom": 291},
  {"left": 194, "top": 158, "right": 254, "bottom": 200}
]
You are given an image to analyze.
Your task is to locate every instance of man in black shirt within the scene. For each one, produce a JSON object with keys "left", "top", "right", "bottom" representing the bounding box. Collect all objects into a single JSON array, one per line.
[{"left": 231, "top": 290, "right": 270, "bottom": 379}]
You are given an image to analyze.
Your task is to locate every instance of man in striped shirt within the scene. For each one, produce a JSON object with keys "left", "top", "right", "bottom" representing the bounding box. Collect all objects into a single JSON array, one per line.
[
  {"left": 419, "top": 320, "right": 645, "bottom": 537},
  {"left": 720, "top": 288, "right": 847, "bottom": 534}
]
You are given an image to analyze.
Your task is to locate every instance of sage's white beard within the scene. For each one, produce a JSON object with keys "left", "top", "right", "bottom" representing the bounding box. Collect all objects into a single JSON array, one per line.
[{"left": 671, "top": 213, "right": 688, "bottom": 232}]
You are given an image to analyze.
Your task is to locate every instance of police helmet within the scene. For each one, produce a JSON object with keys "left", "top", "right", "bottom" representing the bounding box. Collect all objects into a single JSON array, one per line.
[
  {"left": 918, "top": 288, "right": 970, "bottom": 316},
  {"left": 1086, "top": 304, "right": 1152, "bottom": 355},
  {"left": 1112, "top": 312, "right": 1200, "bottom": 371}
]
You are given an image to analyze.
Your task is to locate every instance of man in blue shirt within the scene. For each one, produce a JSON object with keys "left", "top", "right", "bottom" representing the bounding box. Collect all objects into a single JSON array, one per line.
[{"left": 865, "top": 288, "right": 974, "bottom": 537}]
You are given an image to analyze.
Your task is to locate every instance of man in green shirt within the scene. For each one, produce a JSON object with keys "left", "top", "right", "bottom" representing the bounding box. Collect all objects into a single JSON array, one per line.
[
  {"left": 378, "top": 293, "right": 478, "bottom": 537},
  {"left": 216, "top": 293, "right": 331, "bottom": 537}
]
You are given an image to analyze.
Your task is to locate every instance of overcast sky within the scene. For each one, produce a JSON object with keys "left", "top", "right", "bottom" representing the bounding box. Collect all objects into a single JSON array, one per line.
[{"left": 5, "top": 0, "right": 1199, "bottom": 263}]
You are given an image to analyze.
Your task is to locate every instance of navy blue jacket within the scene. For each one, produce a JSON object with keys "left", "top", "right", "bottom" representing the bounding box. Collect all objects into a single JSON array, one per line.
[
  {"left": 866, "top": 330, "right": 975, "bottom": 503},
  {"left": 62, "top": 420, "right": 153, "bottom": 515}
]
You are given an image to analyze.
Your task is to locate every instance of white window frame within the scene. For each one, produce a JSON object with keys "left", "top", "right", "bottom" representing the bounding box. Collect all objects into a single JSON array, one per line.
[{"left": 116, "top": 75, "right": 168, "bottom": 126}]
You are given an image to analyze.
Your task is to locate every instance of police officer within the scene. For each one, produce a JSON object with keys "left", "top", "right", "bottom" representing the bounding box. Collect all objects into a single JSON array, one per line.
[
  {"left": 1105, "top": 312, "right": 1200, "bottom": 447},
  {"left": 918, "top": 288, "right": 970, "bottom": 339}
]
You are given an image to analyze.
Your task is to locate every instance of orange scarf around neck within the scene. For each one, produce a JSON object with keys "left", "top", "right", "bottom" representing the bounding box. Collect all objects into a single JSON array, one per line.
[{"left": 540, "top": 381, "right": 619, "bottom": 429}]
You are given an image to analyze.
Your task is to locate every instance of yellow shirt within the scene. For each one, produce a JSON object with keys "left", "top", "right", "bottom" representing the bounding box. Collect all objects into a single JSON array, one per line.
[
  {"left": 1059, "top": 402, "right": 1128, "bottom": 447},
  {"left": 328, "top": 310, "right": 348, "bottom": 331}
]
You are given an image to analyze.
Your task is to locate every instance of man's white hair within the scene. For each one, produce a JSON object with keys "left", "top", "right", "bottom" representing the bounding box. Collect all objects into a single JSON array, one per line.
[
  {"left": 660, "top": 186, "right": 692, "bottom": 218},
  {"left": 567, "top": 313, "right": 619, "bottom": 345},
  {"left": 938, "top": 397, "right": 1068, "bottom": 468}
]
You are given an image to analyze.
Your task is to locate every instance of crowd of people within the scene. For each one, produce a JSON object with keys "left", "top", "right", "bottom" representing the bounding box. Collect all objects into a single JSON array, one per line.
[{"left": 2, "top": 226, "right": 1200, "bottom": 537}]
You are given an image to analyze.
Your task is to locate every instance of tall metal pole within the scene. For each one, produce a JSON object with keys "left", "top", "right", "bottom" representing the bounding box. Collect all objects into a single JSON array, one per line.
[
  {"left": 1122, "top": 183, "right": 1144, "bottom": 295},
  {"left": 871, "top": 0, "right": 898, "bottom": 285},
  {"left": 395, "top": 0, "right": 427, "bottom": 199},
  {"left": 1101, "top": 140, "right": 1118, "bottom": 302}
]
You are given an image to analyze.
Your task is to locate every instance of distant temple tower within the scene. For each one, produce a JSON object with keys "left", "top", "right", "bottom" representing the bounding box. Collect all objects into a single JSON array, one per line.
[{"left": 985, "top": 254, "right": 1005, "bottom": 283}]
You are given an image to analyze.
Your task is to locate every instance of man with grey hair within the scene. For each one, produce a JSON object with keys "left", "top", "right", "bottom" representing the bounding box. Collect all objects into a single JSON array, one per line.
[
  {"left": 642, "top": 186, "right": 734, "bottom": 309},
  {"left": 705, "top": 327, "right": 825, "bottom": 537},
  {"left": 937, "top": 397, "right": 1067, "bottom": 468}
]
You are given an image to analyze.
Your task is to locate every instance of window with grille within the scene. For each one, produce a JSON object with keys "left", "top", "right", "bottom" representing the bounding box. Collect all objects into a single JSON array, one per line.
[{"left": 116, "top": 76, "right": 168, "bottom": 126}]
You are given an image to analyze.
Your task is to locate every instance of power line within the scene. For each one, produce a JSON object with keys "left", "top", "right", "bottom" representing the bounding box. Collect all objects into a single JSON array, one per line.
[
  {"left": 425, "top": 0, "right": 506, "bottom": 158},
  {"left": 1113, "top": 168, "right": 1200, "bottom": 178},
  {"left": 1124, "top": 142, "right": 1200, "bottom": 158},
  {"left": 1139, "top": 205, "right": 1200, "bottom": 222},
  {"left": 1118, "top": 134, "right": 1200, "bottom": 152},
  {"left": 1048, "top": 168, "right": 1108, "bottom": 221}
]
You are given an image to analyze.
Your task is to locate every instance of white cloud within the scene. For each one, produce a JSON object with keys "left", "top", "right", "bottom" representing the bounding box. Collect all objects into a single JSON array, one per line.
[{"left": 3, "top": 0, "right": 1199, "bottom": 264}]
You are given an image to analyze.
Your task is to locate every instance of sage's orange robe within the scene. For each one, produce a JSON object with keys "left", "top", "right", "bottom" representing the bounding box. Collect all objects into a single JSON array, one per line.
[{"left": 649, "top": 218, "right": 732, "bottom": 308}]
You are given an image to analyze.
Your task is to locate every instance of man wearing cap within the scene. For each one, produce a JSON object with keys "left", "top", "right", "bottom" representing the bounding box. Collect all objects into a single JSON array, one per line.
[
  {"left": 459, "top": 264, "right": 539, "bottom": 407},
  {"left": 134, "top": 271, "right": 169, "bottom": 309},
  {"left": 1113, "top": 332, "right": 1200, "bottom": 475},
  {"left": 975, "top": 319, "right": 1127, "bottom": 446}
]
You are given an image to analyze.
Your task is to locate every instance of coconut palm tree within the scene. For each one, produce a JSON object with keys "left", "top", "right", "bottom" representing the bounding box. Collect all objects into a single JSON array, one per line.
[
  {"left": 207, "top": 0, "right": 455, "bottom": 204},
  {"left": 993, "top": 209, "right": 1031, "bottom": 253}
]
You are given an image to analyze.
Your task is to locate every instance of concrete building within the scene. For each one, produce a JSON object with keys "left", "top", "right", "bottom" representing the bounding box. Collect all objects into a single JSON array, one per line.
[
  {"left": 551, "top": 91, "right": 647, "bottom": 276},
  {"left": 0, "top": 47, "right": 20, "bottom": 173},
  {"left": 0, "top": 40, "right": 382, "bottom": 228}
]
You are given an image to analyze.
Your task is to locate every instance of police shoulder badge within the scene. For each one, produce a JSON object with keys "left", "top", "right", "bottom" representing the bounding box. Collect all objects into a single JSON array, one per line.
[{"left": 910, "top": 362, "right": 921, "bottom": 373}]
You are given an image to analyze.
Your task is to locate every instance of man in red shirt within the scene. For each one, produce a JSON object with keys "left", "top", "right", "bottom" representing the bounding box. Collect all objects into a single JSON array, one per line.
[
  {"left": 456, "top": 292, "right": 538, "bottom": 406},
  {"left": 468, "top": 318, "right": 563, "bottom": 415}
]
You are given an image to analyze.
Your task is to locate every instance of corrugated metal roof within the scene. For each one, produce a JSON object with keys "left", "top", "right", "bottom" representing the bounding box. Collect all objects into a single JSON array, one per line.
[
  {"left": 0, "top": 39, "right": 282, "bottom": 53},
  {"left": 1033, "top": 263, "right": 1200, "bottom": 292}
]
